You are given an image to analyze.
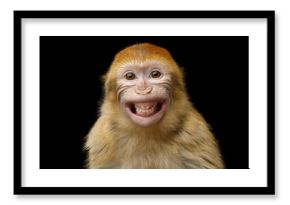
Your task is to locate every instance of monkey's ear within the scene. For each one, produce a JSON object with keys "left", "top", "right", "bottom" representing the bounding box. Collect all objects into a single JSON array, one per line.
[
  {"left": 178, "top": 66, "right": 186, "bottom": 79},
  {"left": 101, "top": 73, "right": 107, "bottom": 83},
  {"left": 178, "top": 66, "right": 185, "bottom": 73}
]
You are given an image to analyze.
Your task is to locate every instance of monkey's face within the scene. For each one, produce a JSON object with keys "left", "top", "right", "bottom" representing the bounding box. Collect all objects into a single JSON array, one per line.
[{"left": 116, "top": 61, "right": 172, "bottom": 127}]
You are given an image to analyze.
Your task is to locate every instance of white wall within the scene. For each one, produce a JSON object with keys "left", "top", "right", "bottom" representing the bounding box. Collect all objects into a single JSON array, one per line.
[{"left": 0, "top": 0, "right": 288, "bottom": 204}]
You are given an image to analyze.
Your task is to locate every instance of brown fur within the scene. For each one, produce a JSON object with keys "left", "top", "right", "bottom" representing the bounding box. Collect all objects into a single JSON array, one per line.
[{"left": 85, "top": 43, "right": 224, "bottom": 169}]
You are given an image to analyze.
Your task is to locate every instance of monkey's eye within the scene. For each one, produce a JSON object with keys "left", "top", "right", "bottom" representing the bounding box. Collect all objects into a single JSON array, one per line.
[
  {"left": 125, "top": 72, "right": 136, "bottom": 80},
  {"left": 150, "top": 70, "right": 162, "bottom": 78}
]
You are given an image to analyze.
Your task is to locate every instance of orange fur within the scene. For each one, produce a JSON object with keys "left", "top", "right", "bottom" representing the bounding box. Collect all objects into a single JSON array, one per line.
[{"left": 85, "top": 43, "right": 224, "bottom": 169}]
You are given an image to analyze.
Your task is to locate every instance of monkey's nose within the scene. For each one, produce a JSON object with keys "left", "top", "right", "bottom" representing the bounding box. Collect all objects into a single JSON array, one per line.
[{"left": 136, "top": 87, "right": 152, "bottom": 95}]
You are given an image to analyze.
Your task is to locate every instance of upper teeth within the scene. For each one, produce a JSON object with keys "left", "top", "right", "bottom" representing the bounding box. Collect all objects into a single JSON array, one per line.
[
  {"left": 135, "top": 103, "right": 156, "bottom": 109},
  {"left": 134, "top": 102, "right": 157, "bottom": 115}
]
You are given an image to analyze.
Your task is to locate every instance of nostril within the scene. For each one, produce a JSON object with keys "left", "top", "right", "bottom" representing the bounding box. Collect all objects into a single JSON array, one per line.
[
  {"left": 136, "top": 87, "right": 152, "bottom": 95},
  {"left": 146, "top": 87, "right": 153, "bottom": 93}
]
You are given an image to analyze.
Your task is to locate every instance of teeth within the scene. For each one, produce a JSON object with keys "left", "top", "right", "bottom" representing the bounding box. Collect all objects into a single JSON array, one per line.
[
  {"left": 134, "top": 102, "right": 157, "bottom": 116},
  {"left": 136, "top": 106, "right": 154, "bottom": 114},
  {"left": 135, "top": 102, "right": 156, "bottom": 109}
]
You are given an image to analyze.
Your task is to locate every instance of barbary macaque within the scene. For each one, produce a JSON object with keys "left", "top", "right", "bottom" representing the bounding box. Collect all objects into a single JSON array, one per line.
[{"left": 85, "top": 43, "right": 224, "bottom": 169}]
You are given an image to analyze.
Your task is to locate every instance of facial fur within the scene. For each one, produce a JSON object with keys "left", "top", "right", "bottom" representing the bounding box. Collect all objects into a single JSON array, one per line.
[{"left": 85, "top": 43, "right": 224, "bottom": 169}]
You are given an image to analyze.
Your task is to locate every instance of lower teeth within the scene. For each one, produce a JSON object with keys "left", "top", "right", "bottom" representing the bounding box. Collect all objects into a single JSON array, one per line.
[
  {"left": 135, "top": 104, "right": 157, "bottom": 115},
  {"left": 136, "top": 107, "right": 154, "bottom": 114}
]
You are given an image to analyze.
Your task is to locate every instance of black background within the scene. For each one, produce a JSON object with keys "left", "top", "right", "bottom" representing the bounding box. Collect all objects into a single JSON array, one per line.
[{"left": 40, "top": 36, "right": 249, "bottom": 169}]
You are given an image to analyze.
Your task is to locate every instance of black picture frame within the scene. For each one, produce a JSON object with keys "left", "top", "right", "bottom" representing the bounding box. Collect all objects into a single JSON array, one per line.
[{"left": 14, "top": 10, "right": 275, "bottom": 195}]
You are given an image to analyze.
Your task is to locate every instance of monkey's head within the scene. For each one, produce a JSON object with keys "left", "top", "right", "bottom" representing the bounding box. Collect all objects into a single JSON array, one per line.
[{"left": 103, "top": 43, "right": 187, "bottom": 127}]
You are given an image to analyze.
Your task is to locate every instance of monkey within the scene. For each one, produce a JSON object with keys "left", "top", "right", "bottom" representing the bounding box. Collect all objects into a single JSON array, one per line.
[{"left": 85, "top": 43, "right": 224, "bottom": 169}]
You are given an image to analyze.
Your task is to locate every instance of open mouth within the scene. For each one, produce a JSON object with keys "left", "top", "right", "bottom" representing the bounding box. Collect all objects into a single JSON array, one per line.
[
  {"left": 124, "top": 99, "right": 167, "bottom": 126},
  {"left": 128, "top": 101, "right": 164, "bottom": 117}
]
